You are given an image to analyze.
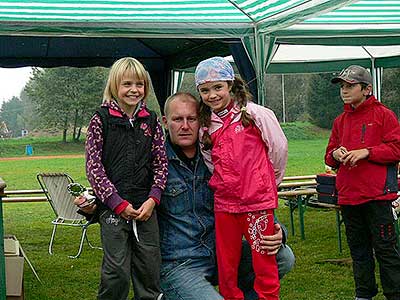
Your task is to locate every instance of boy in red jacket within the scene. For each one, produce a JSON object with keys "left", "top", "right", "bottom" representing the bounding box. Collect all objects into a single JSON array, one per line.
[{"left": 325, "top": 65, "right": 400, "bottom": 300}]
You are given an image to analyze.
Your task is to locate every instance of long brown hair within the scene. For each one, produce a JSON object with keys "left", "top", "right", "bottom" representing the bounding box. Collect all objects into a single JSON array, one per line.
[{"left": 199, "top": 76, "right": 254, "bottom": 150}]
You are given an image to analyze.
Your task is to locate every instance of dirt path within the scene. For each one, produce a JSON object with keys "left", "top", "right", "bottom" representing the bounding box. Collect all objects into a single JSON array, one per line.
[{"left": 0, "top": 154, "right": 84, "bottom": 161}]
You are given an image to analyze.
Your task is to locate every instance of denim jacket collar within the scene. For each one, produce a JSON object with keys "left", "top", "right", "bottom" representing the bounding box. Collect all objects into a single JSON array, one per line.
[{"left": 166, "top": 138, "right": 201, "bottom": 165}]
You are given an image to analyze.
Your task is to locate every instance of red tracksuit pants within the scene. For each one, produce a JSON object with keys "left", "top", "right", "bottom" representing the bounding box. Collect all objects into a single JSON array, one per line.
[{"left": 215, "top": 210, "right": 280, "bottom": 300}]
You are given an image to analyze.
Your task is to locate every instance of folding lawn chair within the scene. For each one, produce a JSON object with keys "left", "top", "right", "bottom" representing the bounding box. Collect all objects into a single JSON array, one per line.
[{"left": 37, "top": 172, "right": 100, "bottom": 258}]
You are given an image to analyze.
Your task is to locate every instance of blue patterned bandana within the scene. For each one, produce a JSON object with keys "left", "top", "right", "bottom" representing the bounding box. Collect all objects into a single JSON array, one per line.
[{"left": 195, "top": 56, "right": 234, "bottom": 88}]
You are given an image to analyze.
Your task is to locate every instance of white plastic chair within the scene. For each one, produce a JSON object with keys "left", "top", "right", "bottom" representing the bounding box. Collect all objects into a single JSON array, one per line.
[{"left": 37, "top": 172, "right": 100, "bottom": 258}]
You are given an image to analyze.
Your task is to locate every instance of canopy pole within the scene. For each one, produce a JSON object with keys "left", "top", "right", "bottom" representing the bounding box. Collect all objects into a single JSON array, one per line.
[
  {"left": 255, "top": 32, "right": 278, "bottom": 106},
  {"left": 370, "top": 58, "right": 378, "bottom": 98},
  {"left": 170, "top": 70, "right": 185, "bottom": 95},
  {"left": 254, "top": 28, "right": 264, "bottom": 106},
  {"left": 0, "top": 178, "right": 6, "bottom": 300},
  {"left": 282, "top": 74, "right": 286, "bottom": 123},
  {"left": 374, "top": 67, "right": 382, "bottom": 101},
  {"left": 361, "top": 46, "right": 381, "bottom": 100}
]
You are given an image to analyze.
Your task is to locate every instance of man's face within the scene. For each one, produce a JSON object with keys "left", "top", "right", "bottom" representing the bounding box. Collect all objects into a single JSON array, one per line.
[{"left": 163, "top": 98, "right": 199, "bottom": 151}]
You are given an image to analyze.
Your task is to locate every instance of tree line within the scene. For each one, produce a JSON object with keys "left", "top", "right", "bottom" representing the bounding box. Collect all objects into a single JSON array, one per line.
[
  {"left": 0, "top": 67, "right": 108, "bottom": 141},
  {"left": 0, "top": 67, "right": 160, "bottom": 142},
  {"left": 1, "top": 67, "right": 399, "bottom": 141},
  {"left": 265, "top": 71, "right": 400, "bottom": 128}
]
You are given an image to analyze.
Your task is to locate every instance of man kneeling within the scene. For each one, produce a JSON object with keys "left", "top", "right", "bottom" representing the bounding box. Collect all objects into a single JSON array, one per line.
[{"left": 159, "top": 92, "right": 295, "bottom": 300}]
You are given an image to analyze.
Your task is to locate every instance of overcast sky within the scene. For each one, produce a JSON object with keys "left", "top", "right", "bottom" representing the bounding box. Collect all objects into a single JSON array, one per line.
[{"left": 0, "top": 67, "right": 32, "bottom": 105}]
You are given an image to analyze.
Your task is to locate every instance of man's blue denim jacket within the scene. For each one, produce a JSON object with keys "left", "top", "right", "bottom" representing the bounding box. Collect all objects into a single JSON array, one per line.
[{"left": 158, "top": 140, "right": 215, "bottom": 262}]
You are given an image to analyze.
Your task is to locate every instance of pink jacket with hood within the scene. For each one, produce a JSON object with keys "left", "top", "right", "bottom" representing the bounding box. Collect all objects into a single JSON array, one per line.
[{"left": 200, "top": 101, "right": 288, "bottom": 213}]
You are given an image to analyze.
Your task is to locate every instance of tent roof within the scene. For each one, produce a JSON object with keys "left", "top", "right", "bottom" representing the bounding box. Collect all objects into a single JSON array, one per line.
[
  {"left": 0, "top": 0, "right": 355, "bottom": 38},
  {"left": 0, "top": 35, "right": 233, "bottom": 69},
  {"left": 267, "top": 44, "right": 400, "bottom": 73},
  {"left": 276, "top": 0, "right": 400, "bottom": 45},
  {"left": 0, "top": 0, "right": 354, "bottom": 70}
]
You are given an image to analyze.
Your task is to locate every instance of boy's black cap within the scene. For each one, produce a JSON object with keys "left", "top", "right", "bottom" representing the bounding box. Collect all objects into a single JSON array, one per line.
[{"left": 331, "top": 65, "right": 373, "bottom": 85}]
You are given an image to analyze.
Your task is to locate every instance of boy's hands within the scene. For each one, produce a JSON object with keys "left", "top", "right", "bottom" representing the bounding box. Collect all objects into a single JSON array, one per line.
[
  {"left": 333, "top": 146, "right": 369, "bottom": 166},
  {"left": 342, "top": 148, "right": 369, "bottom": 166},
  {"left": 332, "top": 146, "right": 348, "bottom": 162}
]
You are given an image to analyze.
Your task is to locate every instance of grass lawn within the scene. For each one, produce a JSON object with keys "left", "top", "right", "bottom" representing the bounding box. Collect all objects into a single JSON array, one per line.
[
  {"left": 0, "top": 136, "right": 85, "bottom": 158},
  {"left": 0, "top": 126, "right": 390, "bottom": 300},
  {"left": 0, "top": 158, "right": 87, "bottom": 190}
]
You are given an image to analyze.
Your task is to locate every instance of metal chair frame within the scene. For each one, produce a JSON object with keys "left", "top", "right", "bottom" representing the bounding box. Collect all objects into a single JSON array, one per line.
[{"left": 37, "top": 172, "right": 101, "bottom": 258}]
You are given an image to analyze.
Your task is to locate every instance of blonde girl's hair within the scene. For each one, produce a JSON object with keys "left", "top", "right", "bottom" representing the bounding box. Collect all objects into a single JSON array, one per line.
[
  {"left": 200, "top": 76, "right": 254, "bottom": 150},
  {"left": 103, "top": 57, "right": 150, "bottom": 103}
]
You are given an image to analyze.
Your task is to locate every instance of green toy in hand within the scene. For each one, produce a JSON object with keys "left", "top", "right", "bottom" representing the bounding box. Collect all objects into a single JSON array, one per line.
[{"left": 67, "top": 183, "right": 96, "bottom": 208}]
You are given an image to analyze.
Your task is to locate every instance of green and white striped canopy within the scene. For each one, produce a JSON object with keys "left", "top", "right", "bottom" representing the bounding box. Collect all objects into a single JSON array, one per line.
[
  {"left": 276, "top": 0, "right": 400, "bottom": 45},
  {"left": 0, "top": 0, "right": 355, "bottom": 37},
  {"left": 270, "top": 0, "right": 400, "bottom": 101}
]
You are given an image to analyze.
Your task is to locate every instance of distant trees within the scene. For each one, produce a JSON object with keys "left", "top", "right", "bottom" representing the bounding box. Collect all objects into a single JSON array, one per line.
[
  {"left": 305, "top": 73, "right": 343, "bottom": 129},
  {"left": 1, "top": 66, "right": 164, "bottom": 142},
  {"left": 180, "top": 73, "right": 343, "bottom": 128},
  {"left": 25, "top": 67, "right": 107, "bottom": 142},
  {"left": 0, "top": 88, "right": 36, "bottom": 137},
  {"left": 1, "top": 65, "right": 398, "bottom": 141},
  {"left": 381, "top": 68, "right": 400, "bottom": 118},
  {"left": 0, "top": 96, "right": 24, "bottom": 137},
  {"left": 265, "top": 74, "right": 312, "bottom": 123},
  {"left": 179, "top": 72, "right": 196, "bottom": 96}
]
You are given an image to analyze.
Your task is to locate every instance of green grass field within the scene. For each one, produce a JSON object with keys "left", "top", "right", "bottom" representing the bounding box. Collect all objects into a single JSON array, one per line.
[
  {"left": 0, "top": 124, "right": 389, "bottom": 300},
  {"left": 0, "top": 136, "right": 85, "bottom": 158}
]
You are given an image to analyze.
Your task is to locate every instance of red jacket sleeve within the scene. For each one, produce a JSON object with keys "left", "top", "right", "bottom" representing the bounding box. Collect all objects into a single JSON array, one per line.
[
  {"left": 367, "top": 109, "right": 400, "bottom": 164},
  {"left": 325, "top": 118, "right": 341, "bottom": 169}
]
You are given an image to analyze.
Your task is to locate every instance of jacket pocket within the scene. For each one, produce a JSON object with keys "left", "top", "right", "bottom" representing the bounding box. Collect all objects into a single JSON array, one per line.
[
  {"left": 162, "top": 181, "right": 189, "bottom": 214},
  {"left": 361, "top": 121, "right": 381, "bottom": 146}
]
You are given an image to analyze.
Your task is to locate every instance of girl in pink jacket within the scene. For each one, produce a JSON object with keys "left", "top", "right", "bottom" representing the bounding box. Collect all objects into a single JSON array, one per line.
[{"left": 195, "top": 56, "right": 288, "bottom": 300}]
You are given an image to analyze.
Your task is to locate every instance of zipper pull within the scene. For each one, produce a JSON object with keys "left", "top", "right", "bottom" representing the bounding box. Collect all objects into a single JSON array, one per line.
[{"left": 361, "top": 124, "right": 366, "bottom": 143}]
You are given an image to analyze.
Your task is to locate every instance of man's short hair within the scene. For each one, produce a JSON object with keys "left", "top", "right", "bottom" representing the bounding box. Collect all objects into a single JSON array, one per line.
[{"left": 164, "top": 92, "right": 199, "bottom": 117}]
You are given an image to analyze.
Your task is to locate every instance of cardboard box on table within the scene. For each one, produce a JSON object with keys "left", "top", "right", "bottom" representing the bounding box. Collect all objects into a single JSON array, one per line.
[{"left": 4, "top": 235, "right": 24, "bottom": 300}]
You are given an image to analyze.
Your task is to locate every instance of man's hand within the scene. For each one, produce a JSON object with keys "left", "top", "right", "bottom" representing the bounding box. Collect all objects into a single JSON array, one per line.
[
  {"left": 342, "top": 148, "right": 369, "bottom": 166},
  {"left": 260, "top": 223, "right": 283, "bottom": 255},
  {"left": 135, "top": 198, "right": 156, "bottom": 221}
]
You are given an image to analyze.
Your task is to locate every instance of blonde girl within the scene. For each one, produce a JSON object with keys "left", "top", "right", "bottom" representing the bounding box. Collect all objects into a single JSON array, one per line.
[{"left": 86, "top": 57, "right": 167, "bottom": 300}]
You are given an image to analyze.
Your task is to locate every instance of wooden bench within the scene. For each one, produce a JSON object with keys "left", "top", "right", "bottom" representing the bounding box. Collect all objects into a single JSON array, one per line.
[
  {"left": 278, "top": 180, "right": 316, "bottom": 190},
  {"left": 278, "top": 188, "right": 317, "bottom": 240},
  {"left": 281, "top": 175, "right": 317, "bottom": 181},
  {"left": 278, "top": 188, "right": 345, "bottom": 253},
  {"left": 4, "top": 175, "right": 397, "bottom": 254},
  {"left": 3, "top": 189, "right": 47, "bottom": 203},
  {"left": 3, "top": 187, "right": 93, "bottom": 203}
]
